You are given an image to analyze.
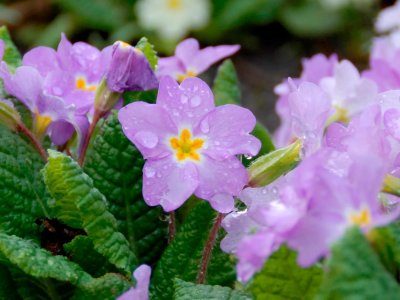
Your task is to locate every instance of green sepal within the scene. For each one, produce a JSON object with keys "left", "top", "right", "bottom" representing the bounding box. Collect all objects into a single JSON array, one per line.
[
  {"left": 213, "top": 59, "right": 241, "bottom": 106},
  {"left": 136, "top": 37, "right": 158, "bottom": 70},
  {"left": 0, "top": 26, "right": 21, "bottom": 70},
  {"left": 248, "top": 139, "right": 301, "bottom": 187}
]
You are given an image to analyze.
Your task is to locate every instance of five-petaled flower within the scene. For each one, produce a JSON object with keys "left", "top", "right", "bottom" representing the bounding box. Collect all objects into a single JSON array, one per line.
[{"left": 118, "top": 76, "right": 261, "bottom": 213}]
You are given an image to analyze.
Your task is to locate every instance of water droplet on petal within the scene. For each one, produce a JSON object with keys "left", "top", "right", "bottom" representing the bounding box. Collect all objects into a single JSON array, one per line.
[
  {"left": 172, "top": 109, "right": 180, "bottom": 117},
  {"left": 181, "top": 94, "right": 188, "bottom": 104},
  {"left": 134, "top": 131, "right": 158, "bottom": 149},
  {"left": 190, "top": 96, "right": 201, "bottom": 107},
  {"left": 144, "top": 166, "right": 155, "bottom": 178},
  {"left": 244, "top": 154, "right": 253, "bottom": 160},
  {"left": 200, "top": 119, "right": 209, "bottom": 133}
]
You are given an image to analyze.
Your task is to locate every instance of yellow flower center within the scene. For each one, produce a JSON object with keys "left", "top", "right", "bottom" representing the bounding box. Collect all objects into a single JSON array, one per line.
[
  {"left": 326, "top": 105, "right": 349, "bottom": 126},
  {"left": 167, "top": 0, "right": 182, "bottom": 9},
  {"left": 170, "top": 129, "right": 204, "bottom": 161},
  {"left": 117, "top": 40, "right": 131, "bottom": 48},
  {"left": 177, "top": 70, "right": 198, "bottom": 83},
  {"left": 75, "top": 77, "right": 97, "bottom": 92},
  {"left": 33, "top": 112, "right": 52, "bottom": 139},
  {"left": 349, "top": 208, "right": 371, "bottom": 227}
]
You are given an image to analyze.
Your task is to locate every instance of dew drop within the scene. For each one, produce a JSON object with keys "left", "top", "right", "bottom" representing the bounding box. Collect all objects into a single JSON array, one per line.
[
  {"left": 172, "top": 109, "right": 180, "bottom": 117},
  {"left": 200, "top": 119, "right": 210, "bottom": 133},
  {"left": 134, "top": 131, "right": 158, "bottom": 149},
  {"left": 190, "top": 96, "right": 201, "bottom": 107},
  {"left": 144, "top": 166, "right": 155, "bottom": 178},
  {"left": 181, "top": 94, "right": 188, "bottom": 104},
  {"left": 244, "top": 154, "right": 253, "bottom": 160}
]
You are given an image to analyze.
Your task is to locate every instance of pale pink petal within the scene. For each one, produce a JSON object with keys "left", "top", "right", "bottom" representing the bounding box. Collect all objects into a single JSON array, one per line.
[
  {"left": 195, "top": 156, "right": 248, "bottom": 204},
  {"left": 197, "top": 104, "right": 260, "bottom": 160},
  {"left": 118, "top": 101, "right": 177, "bottom": 159},
  {"left": 22, "top": 46, "right": 59, "bottom": 76},
  {"left": 209, "top": 193, "right": 235, "bottom": 213},
  {"left": 189, "top": 45, "right": 240, "bottom": 74},
  {"left": 156, "top": 57, "right": 185, "bottom": 80},
  {"left": 156, "top": 76, "right": 214, "bottom": 128},
  {"left": 175, "top": 38, "right": 200, "bottom": 67},
  {"left": 142, "top": 158, "right": 199, "bottom": 212}
]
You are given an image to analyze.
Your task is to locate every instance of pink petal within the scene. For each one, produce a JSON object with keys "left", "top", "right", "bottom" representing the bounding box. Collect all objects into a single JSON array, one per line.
[
  {"left": 118, "top": 102, "right": 177, "bottom": 159},
  {"left": 142, "top": 158, "right": 199, "bottom": 212},
  {"left": 175, "top": 38, "right": 200, "bottom": 67},
  {"left": 195, "top": 156, "right": 248, "bottom": 204},
  {"left": 156, "top": 76, "right": 215, "bottom": 129},
  {"left": 189, "top": 45, "right": 240, "bottom": 74},
  {"left": 22, "top": 46, "right": 59, "bottom": 76},
  {"left": 209, "top": 193, "right": 235, "bottom": 213},
  {"left": 156, "top": 57, "right": 185, "bottom": 80},
  {"left": 197, "top": 104, "right": 260, "bottom": 160}
]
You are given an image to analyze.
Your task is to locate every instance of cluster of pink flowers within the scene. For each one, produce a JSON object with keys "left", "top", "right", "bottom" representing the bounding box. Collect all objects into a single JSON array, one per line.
[{"left": 221, "top": 1, "right": 400, "bottom": 282}]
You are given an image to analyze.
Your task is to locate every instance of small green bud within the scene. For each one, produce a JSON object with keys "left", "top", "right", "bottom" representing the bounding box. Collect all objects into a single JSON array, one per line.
[
  {"left": 94, "top": 79, "right": 121, "bottom": 114},
  {"left": 382, "top": 174, "right": 400, "bottom": 197},
  {"left": 248, "top": 139, "right": 302, "bottom": 187},
  {"left": 0, "top": 99, "right": 21, "bottom": 131}
]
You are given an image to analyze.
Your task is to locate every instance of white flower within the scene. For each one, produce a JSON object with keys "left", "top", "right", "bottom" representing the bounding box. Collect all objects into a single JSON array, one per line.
[{"left": 136, "top": 0, "right": 210, "bottom": 41}]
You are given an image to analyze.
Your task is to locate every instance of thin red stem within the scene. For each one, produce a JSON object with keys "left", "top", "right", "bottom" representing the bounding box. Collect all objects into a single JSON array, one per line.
[
  {"left": 168, "top": 212, "right": 176, "bottom": 244},
  {"left": 17, "top": 123, "right": 47, "bottom": 162},
  {"left": 196, "top": 213, "right": 223, "bottom": 284},
  {"left": 78, "top": 110, "right": 102, "bottom": 166}
]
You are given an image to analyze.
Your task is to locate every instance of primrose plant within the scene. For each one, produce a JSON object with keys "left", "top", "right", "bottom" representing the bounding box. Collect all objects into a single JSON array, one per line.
[{"left": 2, "top": 3, "right": 400, "bottom": 300}]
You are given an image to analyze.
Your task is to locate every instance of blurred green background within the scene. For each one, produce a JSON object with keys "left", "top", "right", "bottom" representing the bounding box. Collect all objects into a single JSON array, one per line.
[{"left": 0, "top": 0, "right": 392, "bottom": 130}]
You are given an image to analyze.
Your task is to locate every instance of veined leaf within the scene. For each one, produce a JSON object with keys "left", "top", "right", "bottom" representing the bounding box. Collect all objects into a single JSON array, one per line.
[
  {"left": 84, "top": 112, "right": 167, "bottom": 264},
  {"left": 0, "top": 125, "right": 51, "bottom": 242},
  {"left": 174, "top": 279, "right": 251, "bottom": 300},
  {"left": 151, "top": 202, "right": 235, "bottom": 300},
  {"left": 123, "top": 89, "right": 157, "bottom": 105},
  {"left": 72, "top": 273, "right": 131, "bottom": 300},
  {"left": 0, "top": 265, "right": 20, "bottom": 300},
  {"left": 247, "top": 245, "right": 322, "bottom": 300},
  {"left": 0, "top": 233, "right": 91, "bottom": 285},
  {"left": 315, "top": 227, "right": 400, "bottom": 300},
  {"left": 136, "top": 37, "right": 158, "bottom": 70},
  {"left": 213, "top": 59, "right": 241, "bottom": 106},
  {"left": 43, "top": 150, "right": 137, "bottom": 275}
]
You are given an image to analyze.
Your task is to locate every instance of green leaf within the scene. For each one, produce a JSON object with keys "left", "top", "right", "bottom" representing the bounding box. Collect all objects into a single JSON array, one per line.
[
  {"left": 0, "top": 265, "right": 20, "bottom": 300},
  {"left": 72, "top": 273, "right": 131, "bottom": 300},
  {"left": 213, "top": 59, "right": 241, "bottom": 106},
  {"left": 247, "top": 245, "right": 322, "bottom": 300},
  {"left": 123, "top": 89, "right": 157, "bottom": 105},
  {"left": 84, "top": 112, "right": 167, "bottom": 264},
  {"left": 174, "top": 279, "right": 251, "bottom": 300},
  {"left": 316, "top": 227, "right": 400, "bottom": 300},
  {"left": 0, "top": 125, "right": 50, "bottom": 242},
  {"left": 248, "top": 140, "right": 301, "bottom": 187},
  {"left": 0, "top": 26, "right": 21, "bottom": 69},
  {"left": 151, "top": 202, "right": 235, "bottom": 300},
  {"left": 43, "top": 150, "right": 137, "bottom": 275},
  {"left": 64, "top": 236, "right": 116, "bottom": 278},
  {"left": 0, "top": 233, "right": 92, "bottom": 285},
  {"left": 136, "top": 37, "right": 158, "bottom": 70},
  {"left": 280, "top": 1, "right": 344, "bottom": 37},
  {"left": 54, "top": 0, "right": 126, "bottom": 31}
]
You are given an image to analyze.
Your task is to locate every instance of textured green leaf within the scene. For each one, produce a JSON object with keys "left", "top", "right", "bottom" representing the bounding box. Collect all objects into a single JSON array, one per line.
[
  {"left": 247, "top": 245, "right": 322, "bottom": 300},
  {"left": 64, "top": 236, "right": 116, "bottom": 278},
  {"left": 213, "top": 59, "right": 241, "bottom": 106},
  {"left": 43, "top": 150, "right": 137, "bottom": 275},
  {"left": 0, "top": 26, "right": 21, "bottom": 69},
  {"left": 151, "top": 202, "right": 235, "bottom": 300},
  {"left": 316, "top": 227, "right": 400, "bottom": 300},
  {"left": 0, "top": 265, "right": 20, "bottom": 300},
  {"left": 373, "top": 222, "right": 400, "bottom": 276},
  {"left": 0, "top": 125, "right": 50, "bottom": 242},
  {"left": 84, "top": 112, "right": 167, "bottom": 264},
  {"left": 72, "top": 273, "right": 131, "bottom": 300},
  {"left": 136, "top": 37, "right": 158, "bottom": 70},
  {"left": 248, "top": 140, "right": 301, "bottom": 187},
  {"left": 0, "top": 233, "right": 92, "bottom": 285},
  {"left": 174, "top": 279, "right": 251, "bottom": 300}
]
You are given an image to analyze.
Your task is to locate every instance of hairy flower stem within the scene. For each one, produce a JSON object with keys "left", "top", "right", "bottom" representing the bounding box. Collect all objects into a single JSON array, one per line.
[
  {"left": 196, "top": 213, "right": 223, "bottom": 284},
  {"left": 17, "top": 123, "right": 47, "bottom": 162},
  {"left": 78, "top": 110, "right": 102, "bottom": 166},
  {"left": 168, "top": 212, "right": 176, "bottom": 244}
]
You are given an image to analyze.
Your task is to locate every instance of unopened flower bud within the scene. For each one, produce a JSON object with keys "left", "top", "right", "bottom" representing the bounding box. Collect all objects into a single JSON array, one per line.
[{"left": 248, "top": 139, "right": 302, "bottom": 187}]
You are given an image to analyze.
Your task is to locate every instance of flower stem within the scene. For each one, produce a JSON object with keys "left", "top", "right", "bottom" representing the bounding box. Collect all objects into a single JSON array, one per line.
[
  {"left": 168, "top": 212, "right": 176, "bottom": 244},
  {"left": 17, "top": 123, "right": 47, "bottom": 162},
  {"left": 78, "top": 110, "right": 102, "bottom": 166},
  {"left": 196, "top": 213, "right": 223, "bottom": 284}
]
